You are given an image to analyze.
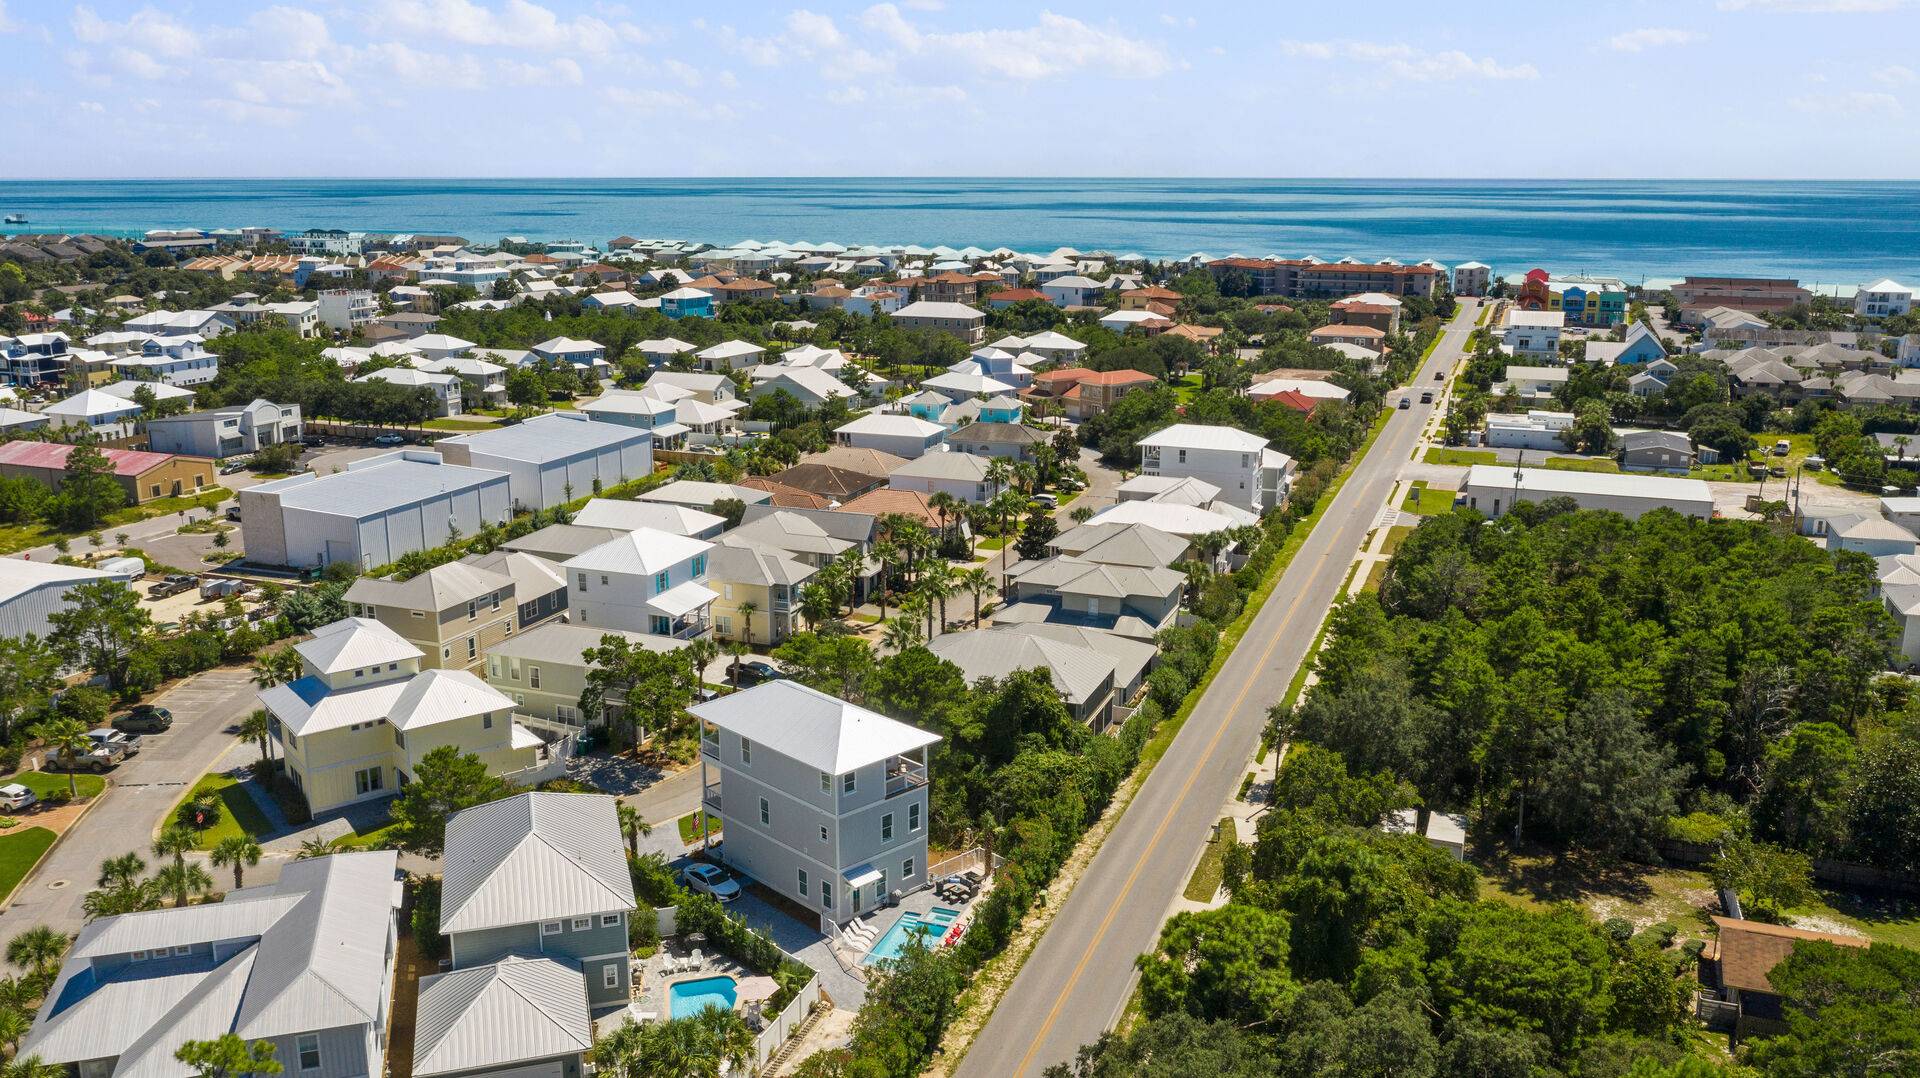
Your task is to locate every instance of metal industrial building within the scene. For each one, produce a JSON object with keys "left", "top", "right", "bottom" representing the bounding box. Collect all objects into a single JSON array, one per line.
[
  {"left": 240, "top": 451, "right": 511, "bottom": 570},
  {"left": 433, "top": 413, "right": 654, "bottom": 511},
  {"left": 1461, "top": 465, "right": 1714, "bottom": 521}
]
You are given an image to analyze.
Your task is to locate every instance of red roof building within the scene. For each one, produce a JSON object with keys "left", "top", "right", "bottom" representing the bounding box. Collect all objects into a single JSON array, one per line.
[{"left": 0, "top": 441, "right": 215, "bottom": 504}]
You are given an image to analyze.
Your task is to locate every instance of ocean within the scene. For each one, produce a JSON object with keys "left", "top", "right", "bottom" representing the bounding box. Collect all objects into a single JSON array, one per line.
[{"left": 2, "top": 178, "right": 1916, "bottom": 290}]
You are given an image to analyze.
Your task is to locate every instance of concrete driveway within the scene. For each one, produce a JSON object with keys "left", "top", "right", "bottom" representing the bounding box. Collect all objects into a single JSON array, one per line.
[{"left": 0, "top": 666, "right": 261, "bottom": 939}]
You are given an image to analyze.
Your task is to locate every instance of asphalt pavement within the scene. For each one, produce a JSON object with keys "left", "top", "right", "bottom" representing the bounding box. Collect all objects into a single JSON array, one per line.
[
  {"left": 0, "top": 667, "right": 261, "bottom": 940},
  {"left": 954, "top": 300, "right": 1483, "bottom": 1078}
]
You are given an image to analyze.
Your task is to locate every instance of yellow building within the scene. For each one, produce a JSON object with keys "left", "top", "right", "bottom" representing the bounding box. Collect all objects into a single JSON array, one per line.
[{"left": 260, "top": 617, "right": 547, "bottom": 814}]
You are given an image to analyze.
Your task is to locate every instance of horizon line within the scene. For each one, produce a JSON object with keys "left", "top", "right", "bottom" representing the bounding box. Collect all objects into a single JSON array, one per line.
[{"left": 5, "top": 175, "right": 1920, "bottom": 184}]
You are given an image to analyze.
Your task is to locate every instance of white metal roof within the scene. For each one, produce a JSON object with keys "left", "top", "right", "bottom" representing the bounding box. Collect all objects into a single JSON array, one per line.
[
  {"left": 1135, "top": 423, "right": 1268, "bottom": 452},
  {"left": 572, "top": 498, "right": 724, "bottom": 535},
  {"left": 294, "top": 616, "right": 423, "bottom": 675},
  {"left": 0, "top": 557, "right": 112, "bottom": 605},
  {"left": 438, "top": 412, "right": 649, "bottom": 464},
  {"left": 254, "top": 455, "right": 508, "bottom": 518},
  {"left": 440, "top": 792, "right": 635, "bottom": 933},
  {"left": 561, "top": 526, "right": 713, "bottom": 576},
  {"left": 412, "top": 956, "right": 591, "bottom": 1078},
  {"left": 834, "top": 413, "right": 946, "bottom": 438},
  {"left": 1463, "top": 464, "right": 1714, "bottom": 504},
  {"left": 690, "top": 680, "right": 940, "bottom": 774}
]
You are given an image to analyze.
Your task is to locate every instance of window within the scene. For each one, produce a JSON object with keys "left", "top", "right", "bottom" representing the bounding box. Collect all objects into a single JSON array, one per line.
[
  {"left": 691, "top": 554, "right": 706, "bottom": 577},
  {"left": 572, "top": 917, "right": 591, "bottom": 931},
  {"left": 603, "top": 963, "right": 620, "bottom": 990},
  {"left": 601, "top": 913, "right": 621, "bottom": 927},
  {"left": 130, "top": 950, "right": 147, "bottom": 961},
  {"left": 759, "top": 797, "right": 770, "bottom": 825},
  {"left": 482, "top": 713, "right": 493, "bottom": 730},
  {"left": 903, "top": 857, "right": 915, "bottom": 880},
  {"left": 881, "top": 813, "right": 893, "bottom": 841},
  {"left": 740, "top": 739, "right": 752, "bottom": 765},
  {"left": 655, "top": 571, "right": 670, "bottom": 592},
  {"left": 843, "top": 772, "right": 856, "bottom": 795},
  {"left": 354, "top": 767, "right": 382, "bottom": 795},
  {"left": 467, "top": 599, "right": 477, "bottom": 619},
  {"left": 909, "top": 803, "right": 921, "bottom": 832},
  {"left": 723, "top": 583, "right": 734, "bottom": 600},
  {"left": 820, "top": 771, "right": 832, "bottom": 794},
  {"left": 821, "top": 881, "right": 833, "bottom": 909},
  {"left": 577, "top": 573, "right": 587, "bottom": 593},
  {"left": 491, "top": 592, "right": 502, "bottom": 612},
  {"left": 443, "top": 646, "right": 451, "bottom": 659},
  {"left": 798, "top": 868, "right": 809, "bottom": 897},
  {"left": 600, "top": 574, "right": 609, "bottom": 586},
  {"left": 297, "top": 1035, "right": 321, "bottom": 1071},
  {"left": 1177, "top": 449, "right": 1186, "bottom": 464},
  {"left": 820, "top": 825, "right": 829, "bottom": 843},
  {"left": 393, "top": 730, "right": 405, "bottom": 748},
  {"left": 541, "top": 921, "right": 562, "bottom": 935},
  {"left": 410, "top": 610, "right": 425, "bottom": 619},
  {"left": 467, "top": 637, "right": 477, "bottom": 660}
]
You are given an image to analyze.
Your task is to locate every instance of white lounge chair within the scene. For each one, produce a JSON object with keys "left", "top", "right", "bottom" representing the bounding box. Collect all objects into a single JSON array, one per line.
[{"left": 689, "top": 948, "right": 704, "bottom": 971}]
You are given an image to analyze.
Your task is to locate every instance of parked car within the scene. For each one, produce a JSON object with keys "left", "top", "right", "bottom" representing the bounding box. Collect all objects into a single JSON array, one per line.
[
  {"left": 49, "top": 746, "right": 117, "bottom": 773},
  {"left": 0, "top": 784, "right": 38, "bottom": 812},
  {"left": 88, "top": 728, "right": 140, "bottom": 758},
  {"left": 1028, "top": 493, "right": 1058, "bottom": 509},
  {"left": 225, "top": 504, "right": 242, "bottom": 522},
  {"left": 301, "top": 435, "right": 325, "bottom": 448},
  {"left": 734, "top": 660, "right": 785, "bottom": 686},
  {"left": 113, "top": 704, "right": 173, "bottom": 733},
  {"left": 147, "top": 574, "right": 198, "bottom": 599},
  {"left": 681, "top": 862, "right": 741, "bottom": 902},
  {"left": 372, "top": 433, "right": 406, "bottom": 446},
  {"left": 1773, "top": 439, "right": 1792, "bottom": 456},
  {"left": 219, "top": 460, "right": 250, "bottom": 475}
]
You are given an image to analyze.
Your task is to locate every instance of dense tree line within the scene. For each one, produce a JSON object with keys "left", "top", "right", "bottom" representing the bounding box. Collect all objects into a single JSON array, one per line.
[{"left": 1284, "top": 500, "right": 1914, "bottom": 874}]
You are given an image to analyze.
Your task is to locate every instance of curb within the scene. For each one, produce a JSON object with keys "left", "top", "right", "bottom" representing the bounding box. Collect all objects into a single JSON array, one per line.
[{"left": 0, "top": 775, "right": 115, "bottom": 916}]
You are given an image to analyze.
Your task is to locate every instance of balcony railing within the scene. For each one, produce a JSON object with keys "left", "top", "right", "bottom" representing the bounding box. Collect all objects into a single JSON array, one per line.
[
  {"left": 885, "top": 758, "right": 929, "bottom": 799},
  {"left": 701, "top": 783, "right": 722, "bottom": 815}
]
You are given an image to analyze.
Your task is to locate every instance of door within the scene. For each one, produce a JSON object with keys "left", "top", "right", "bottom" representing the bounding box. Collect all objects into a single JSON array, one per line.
[{"left": 851, "top": 886, "right": 862, "bottom": 914}]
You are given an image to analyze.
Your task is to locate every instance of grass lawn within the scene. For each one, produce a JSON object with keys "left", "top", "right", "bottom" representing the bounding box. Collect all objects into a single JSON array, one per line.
[
  {"left": 1542, "top": 456, "right": 1621, "bottom": 474},
  {"left": 1360, "top": 559, "right": 1388, "bottom": 594},
  {"left": 0, "top": 827, "right": 57, "bottom": 903},
  {"left": 677, "top": 811, "right": 722, "bottom": 845},
  {"left": 1380, "top": 524, "right": 1416, "bottom": 558},
  {"left": 5, "top": 771, "right": 105, "bottom": 801},
  {"left": 1424, "top": 447, "right": 1497, "bottom": 467},
  {"left": 1182, "top": 817, "right": 1234, "bottom": 902},
  {"left": 976, "top": 536, "right": 1009, "bottom": 551},
  {"left": 177, "top": 771, "right": 276, "bottom": 850},
  {"left": 0, "top": 488, "right": 235, "bottom": 555},
  {"left": 331, "top": 820, "right": 401, "bottom": 850},
  {"left": 1399, "top": 481, "right": 1455, "bottom": 516},
  {"left": 1171, "top": 373, "right": 1204, "bottom": 405},
  {"left": 424, "top": 418, "right": 503, "bottom": 432},
  {"left": 1475, "top": 846, "right": 1920, "bottom": 950}
]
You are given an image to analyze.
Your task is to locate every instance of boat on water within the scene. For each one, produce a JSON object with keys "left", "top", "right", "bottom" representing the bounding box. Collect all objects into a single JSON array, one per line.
[{"left": 2, "top": 214, "right": 24, "bottom": 224}]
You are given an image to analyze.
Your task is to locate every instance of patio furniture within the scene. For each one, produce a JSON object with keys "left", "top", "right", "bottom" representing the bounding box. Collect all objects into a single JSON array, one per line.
[{"left": 690, "top": 948, "right": 704, "bottom": 971}]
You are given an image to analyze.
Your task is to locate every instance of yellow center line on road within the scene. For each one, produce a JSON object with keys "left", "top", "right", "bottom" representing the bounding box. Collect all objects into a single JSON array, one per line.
[{"left": 1009, "top": 467, "right": 1386, "bottom": 1075}]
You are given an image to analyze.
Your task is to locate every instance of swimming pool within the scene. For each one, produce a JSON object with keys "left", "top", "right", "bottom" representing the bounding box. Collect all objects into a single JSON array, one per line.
[
  {"left": 668, "top": 976, "right": 738, "bottom": 1019},
  {"left": 862, "top": 907, "right": 962, "bottom": 965}
]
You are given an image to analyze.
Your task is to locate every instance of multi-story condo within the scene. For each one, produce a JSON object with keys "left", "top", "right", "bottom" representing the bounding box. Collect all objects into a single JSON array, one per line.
[
  {"left": 1136, "top": 423, "right": 1293, "bottom": 511},
  {"left": 561, "top": 526, "right": 717, "bottom": 639},
  {"left": 290, "top": 229, "right": 366, "bottom": 256},
  {"left": 1453, "top": 262, "right": 1491, "bottom": 296},
  {"left": 1856, "top": 278, "right": 1915, "bottom": 318},
  {"left": 318, "top": 288, "right": 377, "bottom": 333},
  {"left": 891, "top": 300, "right": 987, "bottom": 344},
  {"left": 111, "top": 335, "right": 220, "bottom": 386},
  {"left": 145, "top": 399, "right": 303, "bottom": 459},
  {"left": 693, "top": 681, "right": 940, "bottom": 925},
  {"left": 1514, "top": 269, "right": 1628, "bottom": 327},
  {"left": 22, "top": 851, "right": 402, "bottom": 1078},
  {"left": 1205, "top": 258, "right": 1440, "bottom": 299},
  {"left": 2, "top": 330, "right": 72, "bottom": 383},
  {"left": 1669, "top": 276, "right": 1810, "bottom": 315},
  {"left": 260, "top": 616, "right": 544, "bottom": 813},
  {"left": 435, "top": 792, "right": 638, "bottom": 1007},
  {"left": 344, "top": 561, "right": 519, "bottom": 672}
]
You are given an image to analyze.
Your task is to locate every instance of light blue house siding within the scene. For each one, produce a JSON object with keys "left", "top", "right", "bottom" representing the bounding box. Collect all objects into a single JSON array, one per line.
[
  {"left": 448, "top": 916, "right": 631, "bottom": 1008},
  {"left": 662, "top": 295, "right": 714, "bottom": 320}
]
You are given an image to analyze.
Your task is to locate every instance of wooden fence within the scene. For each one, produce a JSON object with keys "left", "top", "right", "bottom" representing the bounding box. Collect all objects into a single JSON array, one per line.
[{"left": 1657, "top": 838, "right": 1920, "bottom": 896}]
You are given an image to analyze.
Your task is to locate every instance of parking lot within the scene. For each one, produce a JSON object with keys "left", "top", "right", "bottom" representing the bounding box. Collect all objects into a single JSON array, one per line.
[{"left": 0, "top": 667, "right": 260, "bottom": 937}]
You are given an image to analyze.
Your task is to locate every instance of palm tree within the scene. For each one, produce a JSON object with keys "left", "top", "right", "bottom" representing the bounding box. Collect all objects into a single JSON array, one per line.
[
  {"left": 2, "top": 1056, "right": 69, "bottom": 1078},
  {"left": 0, "top": 1010, "right": 31, "bottom": 1057},
  {"left": 798, "top": 583, "right": 836, "bottom": 632},
  {"left": 832, "top": 546, "right": 867, "bottom": 615},
  {"left": 692, "top": 1006, "right": 757, "bottom": 1074},
  {"left": 248, "top": 647, "right": 301, "bottom": 690},
  {"left": 294, "top": 837, "right": 335, "bottom": 860},
  {"left": 985, "top": 456, "right": 1013, "bottom": 504},
  {"left": 97, "top": 852, "right": 146, "bottom": 890},
  {"left": 1070, "top": 504, "right": 1096, "bottom": 524},
  {"left": 1012, "top": 460, "right": 1038, "bottom": 496},
  {"left": 869, "top": 536, "right": 900, "bottom": 619},
  {"left": 927, "top": 491, "right": 961, "bottom": 550},
  {"left": 882, "top": 612, "right": 923, "bottom": 653},
  {"left": 5, "top": 927, "right": 67, "bottom": 979},
  {"left": 727, "top": 641, "right": 749, "bottom": 688},
  {"left": 152, "top": 825, "right": 196, "bottom": 875},
  {"left": 959, "top": 566, "right": 994, "bottom": 626},
  {"left": 683, "top": 637, "right": 719, "bottom": 691},
  {"left": 736, "top": 600, "right": 758, "bottom": 649},
  {"left": 918, "top": 563, "right": 955, "bottom": 639},
  {"left": 616, "top": 802, "right": 651, "bottom": 858},
  {"left": 210, "top": 837, "right": 262, "bottom": 890},
  {"left": 990, "top": 489, "right": 1026, "bottom": 573},
  {"left": 153, "top": 861, "right": 212, "bottom": 908},
  {"left": 236, "top": 709, "right": 274, "bottom": 767},
  {"left": 29, "top": 718, "right": 92, "bottom": 800},
  {"left": 82, "top": 879, "right": 158, "bottom": 921}
]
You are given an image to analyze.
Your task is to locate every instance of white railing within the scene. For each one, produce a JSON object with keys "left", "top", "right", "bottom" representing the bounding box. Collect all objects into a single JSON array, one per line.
[
  {"left": 927, "top": 847, "right": 1001, "bottom": 882},
  {"left": 752, "top": 974, "right": 822, "bottom": 1071},
  {"left": 501, "top": 729, "right": 575, "bottom": 787}
]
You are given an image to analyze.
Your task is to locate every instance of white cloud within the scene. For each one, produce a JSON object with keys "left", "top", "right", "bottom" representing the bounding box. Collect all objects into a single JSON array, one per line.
[
  {"left": 1283, "top": 40, "right": 1537, "bottom": 81},
  {"left": 1874, "top": 64, "right": 1918, "bottom": 86},
  {"left": 371, "top": 0, "right": 652, "bottom": 55},
  {"left": 1790, "top": 89, "right": 1904, "bottom": 113},
  {"left": 1608, "top": 27, "right": 1703, "bottom": 52},
  {"left": 862, "top": 7, "right": 1175, "bottom": 80},
  {"left": 110, "top": 46, "right": 169, "bottom": 80},
  {"left": 826, "top": 86, "right": 867, "bottom": 105},
  {"left": 77, "top": 100, "right": 105, "bottom": 113},
  {"left": 73, "top": 5, "right": 199, "bottom": 60},
  {"left": 499, "top": 57, "right": 584, "bottom": 86},
  {"left": 246, "top": 7, "right": 332, "bottom": 60},
  {"left": 726, "top": 10, "right": 893, "bottom": 79},
  {"left": 900, "top": 0, "right": 944, "bottom": 9},
  {"left": 0, "top": 1, "right": 18, "bottom": 33},
  {"left": 1719, "top": 0, "right": 1909, "bottom": 10}
]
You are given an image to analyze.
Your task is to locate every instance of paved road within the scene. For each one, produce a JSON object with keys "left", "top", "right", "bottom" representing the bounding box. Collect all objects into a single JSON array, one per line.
[
  {"left": 0, "top": 667, "right": 260, "bottom": 939},
  {"left": 955, "top": 301, "right": 1482, "bottom": 1078}
]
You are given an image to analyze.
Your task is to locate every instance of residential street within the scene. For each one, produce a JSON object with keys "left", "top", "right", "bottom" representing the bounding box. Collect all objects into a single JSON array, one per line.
[
  {"left": 954, "top": 300, "right": 1482, "bottom": 1078},
  {"left": 0, "top": 667, "right": 259, "bottom": 940}
]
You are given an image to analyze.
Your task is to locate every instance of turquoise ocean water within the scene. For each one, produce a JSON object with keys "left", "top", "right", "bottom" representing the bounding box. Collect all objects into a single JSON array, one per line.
[{"left": 2, "top": 178, "right": 1916, "bottom": 288}]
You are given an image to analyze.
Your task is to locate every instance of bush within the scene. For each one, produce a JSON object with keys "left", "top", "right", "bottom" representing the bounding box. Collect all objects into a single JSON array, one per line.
[
  {"left": 630, "top": 852, "right": 685, "bottom": 909},
  {"left": 411, "top": 876, "right": 446, "bottom": 959},
  {"left": 1664, "top": 811, "right": 1734, "bottom": 845}
]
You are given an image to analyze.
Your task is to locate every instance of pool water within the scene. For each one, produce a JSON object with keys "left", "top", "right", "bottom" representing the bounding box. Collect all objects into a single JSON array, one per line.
[
  {"left": 862, "top": 907, "right": 962, "bottom": 965},
  {"left": 668, "top": 975, "right": 738, "bottom": 1019}
]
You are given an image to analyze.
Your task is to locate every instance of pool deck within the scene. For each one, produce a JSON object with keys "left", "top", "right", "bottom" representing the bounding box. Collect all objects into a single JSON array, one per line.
[
  {"left": 836, "top": 886, "right": 972, "bottom": 970},
  {"left": 600, "top": 939, "right": 778, "bottom": 1034}
]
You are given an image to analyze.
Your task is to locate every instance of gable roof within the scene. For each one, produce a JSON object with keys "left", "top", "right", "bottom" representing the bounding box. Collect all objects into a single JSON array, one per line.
[
  {"left": 412, "top": 956, "right": 591, "bottom": 1078},
  {"left": 561, "top": 526, "right": 712, "bottom": 576},
  {"left": 927, "top": 630, "right": 1114, "bottom": 707},
  {"left": 440, "top": 792, "right": 636, "bottom": 933},
  {"left": 1708, "top": 915, "right": 1868, "bottom": 995},
  {"left": 344, "top": 562, "right": 513, "bottom": 613},
  {"left": 294, "top": 616, "right": 423, "bottom": 674}
]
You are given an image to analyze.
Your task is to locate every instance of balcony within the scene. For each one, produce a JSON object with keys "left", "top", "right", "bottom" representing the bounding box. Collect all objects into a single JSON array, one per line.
[
  {"left": 701, "top": 782, "right": 722, "bottom": 815},
  {"left": 700, "top": 726, "right": 720, "bottom": 760},
  {"left": 885, "top": 755, "right": 929, "bottom": 799}
]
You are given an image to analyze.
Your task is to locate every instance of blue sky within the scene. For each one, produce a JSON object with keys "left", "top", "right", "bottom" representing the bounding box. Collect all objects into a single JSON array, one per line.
[{"left": 2, "top": 0, "right": 1917, "bottom": 178}]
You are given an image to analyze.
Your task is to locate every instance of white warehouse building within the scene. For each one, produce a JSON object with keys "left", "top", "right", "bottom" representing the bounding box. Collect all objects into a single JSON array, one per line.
[
  {"left": 240, "top": 451, "right": 512, "bottom": 570},
  {"left": 1483, "top": 410, "right": 1575, "bottom": 451},
  {"left": 0, "top": 559, "right": 118, "bottom": 639},
  {"left": 434, "top": 413, "right": 654, "bottom": 512},
  {"left": 1461, "top": 465, "right": 1713, "bottom": 521}
]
